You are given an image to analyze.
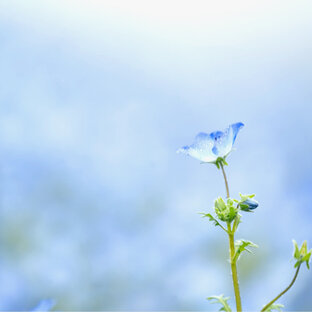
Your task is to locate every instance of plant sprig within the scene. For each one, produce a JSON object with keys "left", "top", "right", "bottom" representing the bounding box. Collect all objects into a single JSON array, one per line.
[{"left": 178, "top": 123, "right": 311, "bottom": 311}]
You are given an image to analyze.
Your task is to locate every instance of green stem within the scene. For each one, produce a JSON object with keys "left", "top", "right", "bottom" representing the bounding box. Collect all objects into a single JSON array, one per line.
[
  {"left": 227, "top": 223, "right": 242, "bottom": 312},
  {"left": 260, "top": 264, "right": 301, "bottom": 312},
  {"left": 220, "top": 163, "right": 230, "bottom": 198},
  {"left": 220, "top": 163, "right": 242, "bottom": 312}
]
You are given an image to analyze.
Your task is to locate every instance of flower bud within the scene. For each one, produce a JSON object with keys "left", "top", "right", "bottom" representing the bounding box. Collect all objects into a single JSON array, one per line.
[
  {"left": 293, "top": 240, "right": 312, "bottom": 269},
  {"left": 239, "top": 198, "right": 259, "bottom": 212}
]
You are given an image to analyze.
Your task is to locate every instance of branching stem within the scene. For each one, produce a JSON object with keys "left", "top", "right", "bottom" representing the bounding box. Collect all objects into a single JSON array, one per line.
[
  {"left": 220, "top": 163, "right": 242, "bottom": 312},
  {"left": 260, "top": 264, "right": 301, "bottom": 312}
]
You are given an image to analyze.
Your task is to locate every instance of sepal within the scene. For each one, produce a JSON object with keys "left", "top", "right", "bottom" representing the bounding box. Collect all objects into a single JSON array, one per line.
[{"left": 215, "top": 157, "right": 228, "bottom": 169}]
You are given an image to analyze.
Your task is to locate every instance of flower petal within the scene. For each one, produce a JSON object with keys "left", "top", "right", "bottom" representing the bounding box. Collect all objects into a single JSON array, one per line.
[
  {"left": 177, "top": 122, "right": 244, "bottom": 163},
  {"left": 211, "top": 122, "right": 244, "bottom": 158},
  {"left": 231, "top": 122, "right": 244, "bottom": 144},
  {"left": 177, "top": 132, "right": 217, "bottom": 162}
]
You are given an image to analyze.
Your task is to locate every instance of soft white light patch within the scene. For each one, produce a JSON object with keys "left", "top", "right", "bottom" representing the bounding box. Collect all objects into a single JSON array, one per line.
[
  {"left": 1, "top": 0, "right": 311, "bottom": 93},
  {"left": 1, "top": 0, "right": 312, "bottom": 46}
]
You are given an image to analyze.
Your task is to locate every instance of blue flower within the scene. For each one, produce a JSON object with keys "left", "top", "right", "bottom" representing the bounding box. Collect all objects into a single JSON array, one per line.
[
  {"left": 177, "top": 122, "right": 244, "bottom": 163},
  {"left": 240, "top": 198, "right": 259, "bottom": 211},
  {"left": 31, "top": 299, "right": 55, "bottom": 311}
]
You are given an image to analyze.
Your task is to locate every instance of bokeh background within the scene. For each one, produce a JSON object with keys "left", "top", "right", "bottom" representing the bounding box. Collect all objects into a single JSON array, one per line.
[{"left": 1, "top": 0, "right": 312, "bottom": 310}]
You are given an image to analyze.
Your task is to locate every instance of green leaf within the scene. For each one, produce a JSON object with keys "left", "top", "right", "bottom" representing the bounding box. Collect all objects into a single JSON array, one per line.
[
  {"left": 202, "top": 213, "right": 222, "bottom": 227},
  {"left": 234, "top": 239, "right": 258, "bottom": 262},
  {"left": 200, "top": 213, "right": 228, "bottom": 232},
  {"left": 207, "top": 294, "right": 232, "bottom": 312},
  {"left": 263, "top": 303, "right": 284, "bottom": 312}
]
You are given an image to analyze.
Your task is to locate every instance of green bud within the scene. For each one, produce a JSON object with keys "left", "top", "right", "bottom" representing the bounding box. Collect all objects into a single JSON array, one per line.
[
  {"left": 215, "top": 197, "right": 227, "bottom": 211},
  {"left": 293, "top": 240, "right": 312, "bottom": 269},
  {"left": 214, "top": 197, "right": 238, "bottom": 223},
  {"left": 237, "top": 193, "right": 258, "bottom": 212}
]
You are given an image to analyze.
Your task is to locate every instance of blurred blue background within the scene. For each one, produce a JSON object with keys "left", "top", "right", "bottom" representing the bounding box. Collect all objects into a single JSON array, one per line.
[{"left": 1, "top": 0, "right": 312, "bottom": 310}]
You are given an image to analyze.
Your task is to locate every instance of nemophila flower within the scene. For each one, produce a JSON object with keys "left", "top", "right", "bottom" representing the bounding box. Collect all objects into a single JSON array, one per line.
[
  {"left": 239, "top": 198, "right": 259, "bottom": 212},
  {"left": 31, "top": 299, "right": 55, "bottom": 312},
  {"left": 177, "top": 122, "right": 244, "bottom": 164}
]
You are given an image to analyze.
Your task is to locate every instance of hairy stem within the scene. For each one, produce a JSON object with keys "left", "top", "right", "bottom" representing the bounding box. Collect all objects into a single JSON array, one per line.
[
  {"left": 220, "top": 163, "right": 242, "bottom": 312},
  {"left": 260, "top": 264, "right": 301, "bottom": 312}
]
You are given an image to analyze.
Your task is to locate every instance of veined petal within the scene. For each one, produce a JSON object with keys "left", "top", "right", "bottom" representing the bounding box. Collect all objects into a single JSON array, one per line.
[
  {"left": 177, "top": 132, "right": 217, "bottom": 162},
  {"left": 212, "top": 122, "right": 244, "bottom": 158},
  {"left": 209, "top": 131, "right": 224, "bottom": 141},
  {"left": 231, "top": 122, "right": 244, "bottom": 144},
  {"left": 177, "top": 122, "right": 244, "bottom": 163}
]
